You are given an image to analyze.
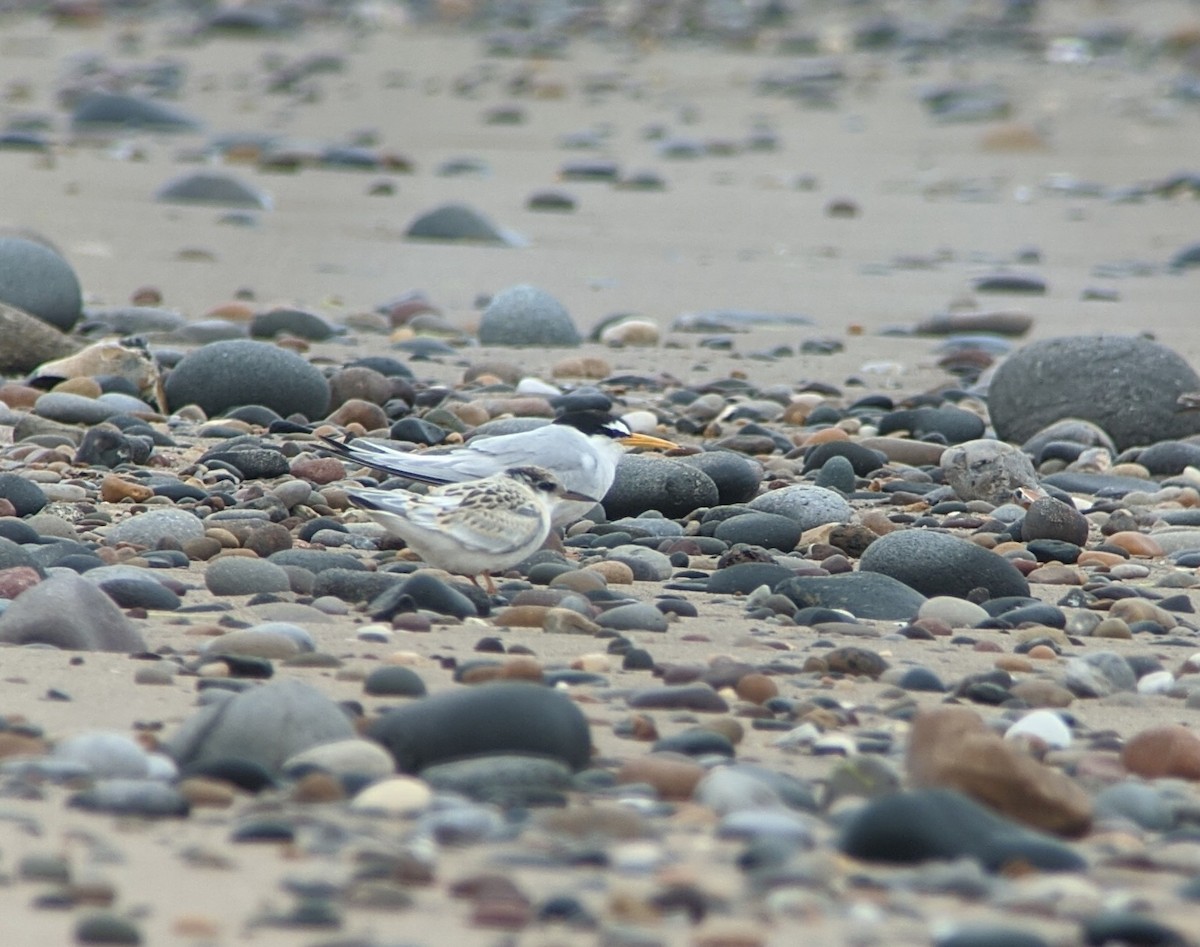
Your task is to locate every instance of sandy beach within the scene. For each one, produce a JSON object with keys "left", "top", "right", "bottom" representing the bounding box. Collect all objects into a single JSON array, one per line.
[{"left": 0, "top": 1, "right": 1199, "bottom": 944}]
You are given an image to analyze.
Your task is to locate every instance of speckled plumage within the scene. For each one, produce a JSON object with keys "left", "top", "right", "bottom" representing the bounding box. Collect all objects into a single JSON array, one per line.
[{"left": 347, "top": 466, "right": 586, "bottom": 590}]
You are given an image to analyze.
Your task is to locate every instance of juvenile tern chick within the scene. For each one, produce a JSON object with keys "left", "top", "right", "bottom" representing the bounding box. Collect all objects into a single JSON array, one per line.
[
  {"left": 346, "top": 465, "right": 593, "bottom": 593},
  {"left": 322, "top": 410, "right": 677, "bottom": 528}
]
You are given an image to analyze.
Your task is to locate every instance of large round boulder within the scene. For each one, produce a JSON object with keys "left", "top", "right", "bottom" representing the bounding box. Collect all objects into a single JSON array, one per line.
[
  {"left": 0, "top": 237, "right": 82, "bottom": 331},
  {"left": 987, "top": 336, "right": 1200, "bottom": 451},
  {"left": 163, "top": 339, "right": 330, "bottom": 419}
]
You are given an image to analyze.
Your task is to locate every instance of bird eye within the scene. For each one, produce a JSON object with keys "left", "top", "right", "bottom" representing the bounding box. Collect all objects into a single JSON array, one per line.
[{"left": 537, "top": 480, "right": 556, "bottom": 492}]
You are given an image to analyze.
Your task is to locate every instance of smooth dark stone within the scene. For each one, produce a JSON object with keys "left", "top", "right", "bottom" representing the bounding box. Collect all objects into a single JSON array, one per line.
[
  {"left": 652, "top": 729, "right": 735, "bottom": 758},
  {"left": 363, "top": 665, "right": 428, "bottom": 698},
  {"left": 1026, "top": 539, "right": 1081, "bottom": 564},
  {"left": 627, "top": 682, "right": 729, "bottom": 713},
  {"left": 675, "top": 450, "right": 763, "bottom": 504},
  {"left": 936, "top": 927, "right": 1048, "bottom": 947},
  {"left": 859, "top": 529, "right": 1029, "bottom": 600},
  {"left": 839, "top": 788, "right": 1085, "bottom": 872},
  {"left": 367, "top": 682, "right": 591, "bottom": 773},
  {"left": 97, "top": 577, "right": 182, "bottom": 611},
  {"left": 991, "top": 603, "right": 1065, "bottom": 628},
  {"left": 713, "top": 512, "right": 801, "bottom": 552},
  {"left": 604, "top": 455, "right": 719, "bottom": 519},
  {"left": 801, "top": 441, "right": 888, "bottom": 476},
  {"left": 0, "top": 474, "right": 47, "bottom": 516},
  {"left": 179, "top": 757, "right": 277, "bottom": 792},
  {"left": 775, "top": 571, "right": 927, "bottom": 621},
  {"left": 989, "top": 336, "right": 1200, "bottom": 452},
  {"left": 877, "top": 406, "right": 985, "bottom": 445},
  {"left": 368, "top": 573, "right": 478, "bottom": 620},
  {"left": 1081, "top": 912, "right": 1188, "bottom": 947}
]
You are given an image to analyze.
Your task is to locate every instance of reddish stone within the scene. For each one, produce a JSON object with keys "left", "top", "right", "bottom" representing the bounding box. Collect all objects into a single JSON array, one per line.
[{"left": 1122, "top": 725, "right": 1200, "bottom": 780}]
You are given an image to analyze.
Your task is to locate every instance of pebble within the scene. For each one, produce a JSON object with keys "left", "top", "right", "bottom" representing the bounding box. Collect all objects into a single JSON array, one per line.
[
  {"left": 406, "top": 202, "right": 519, "bottom": 246},
  {"left": 107, "top": 509, "right": 204, "bottom": 547},
  {"left": 156, "top": 170, "right": 271, "bottom": 209},
  {"left": 204, "top": 557, "right": 292, "bottom": 596},
  {"left": 283, "top": 738, "right": 395, "bottom": 781},
  {"left": 163, "top": 339, "right": 330, "bottom": 419},
  {"left": 363, "top": 665, "right": 427, "bottom": 697},
  {"left": 775, "top": 572, "right": 926, "bottom": 621},
  {"left": 72, "top": 89, "right": 200, "bottom": 132},
  {"left": 0, "top": 572, "right": 146, "bottom": 651},
  {"left": 1063, "top": 652, "right": 1137, "bottom": 698},
  {"left": 206, "top": 623, "right": 314, "bottom": 659},
  {"left": 168, "top": 678, "right": 356, "bottom": 773},
  {"left": 859, "top": 529, "right": 1030, "bottom": 600},
  {"left": 0, "top": 236, "right": 83, "bottom": 331},
  {"left": 604, "top": 456, "right": 719, "bottom": 519},
  {"left": 478, "top": 284, "right": 580, "bottom": 345},
  {"left": 907, "top": 707, "right": 1092, "bottom": 836},
  {"left": 838, "top": 788, "right": 1085, "bottom": 872},
  {"left": 1121, "top": 725, "right": 1200, "bottom": 780},
  {"left": 421, "top": 755, "right": 575, "bottom": 806},
  {"left": 0, "top": 473, "right": 48, "bottom": 516},
  {"left": 350, "top": 776, "right": 433, "bottom": 816},
  {"left": 747, "top": 485, "right": 852, "bottom": 530},
  {"left": 713, "top": 512, "right": 801, "bottom": 551},
  {"left": 367, "top": 682, "right": 591, "bottom": 773},
  {"left": 675, "top": 451, "right": 762, "bottom": 504},
  {"left": 53, "top": 731, "right": 150, "bottom": 778},
  {"left": 596, "top": 603, "right": 669, "bottom": 632}
]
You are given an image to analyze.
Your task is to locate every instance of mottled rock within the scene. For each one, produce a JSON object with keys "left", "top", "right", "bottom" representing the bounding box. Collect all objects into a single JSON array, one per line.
[
  {"left": 988, "top": 335, "right": 1200, "bottom": 451},
  {"left": 163, "top": 339, "right": 330, "bottom": 420},
  {"left": 478, "top": 284, "right": 580, "bottom": 346}
]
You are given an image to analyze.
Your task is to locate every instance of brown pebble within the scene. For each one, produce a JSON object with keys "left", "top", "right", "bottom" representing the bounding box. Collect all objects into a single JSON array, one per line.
[
  {"left": 734, "top": 673, "right": 777, "bottom": 704},
  {"left": 100, "top": 474, "right": 154, "bottom": 503},
  {"left": 182, "top": 537, "right": 223, "bottom": 561},
  {"left": 1104, "top": 531, "right": 1165, "bottom": 558},
  {"left": 177, "top": 777, "right": 237, "bottom": 808},
  {"left": 1122, "top": 724, "right": 1200, "bottom": 780},
  {"left": 1024, "top": 563, "right": 1083, "bottom": 584},
  {"left": 292, "top": 771, "right": 346, "bottom": 803},
  {"left": 617, "top": 754, "right": 706, "bottom": 800},
  {"left": 326, "top": 398, "right": 389, "bottom": 430},
  {"left": 492, "top": 605, "right": 549, "bottom": 628},
  {"left": 0, "top": 731, "right": 47, "bottom": 758},
  {"left": 1107, "top": 598, "right": 1176, "bottom": 629},
  {"left": 1092, "top": 617, "right": 1132, "bottom": 640},
  {"left": 973, "top": 640, "right": 1002, "bottom": 653},
  {"left": 550, "top": 569, "right": 609, "bottom": 592},
  {"left": 499, "top": 656, "right": 544, "bottom": 682},
  {"left": 582, "top": 561, "right": 632, "bottom": 585},
  {"left": 907, "top": 706, "right": 1092, "bottom": 836},
  {"left": 1026, "top": 645, "right": 1059, "bottom": 661},
  {"left": 392, "top": 613, "right": 432, "bottom": 633},
  {"left": 172, "top": 916, "right": 221, "bottom": 939},
  {"left": 290, "top": 456, "right": 349, "bottom": 485},
  {"left": 994, "top": 655, "right": 1034, "bottom": 673},
  {"left": 1077, "top": 550, "right": 1126, "bottom": 568},
  {"left": 550, "top": 356, "right": 611, "bottom": 379},
  {"left": 1010, "top": 679, "right": 1074, "bottom": 707}
]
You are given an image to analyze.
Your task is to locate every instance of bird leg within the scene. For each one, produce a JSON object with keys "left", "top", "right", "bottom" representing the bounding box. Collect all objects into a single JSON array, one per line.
[{"left": 470, "top": 572, "right": 498, "bottom": 595}]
